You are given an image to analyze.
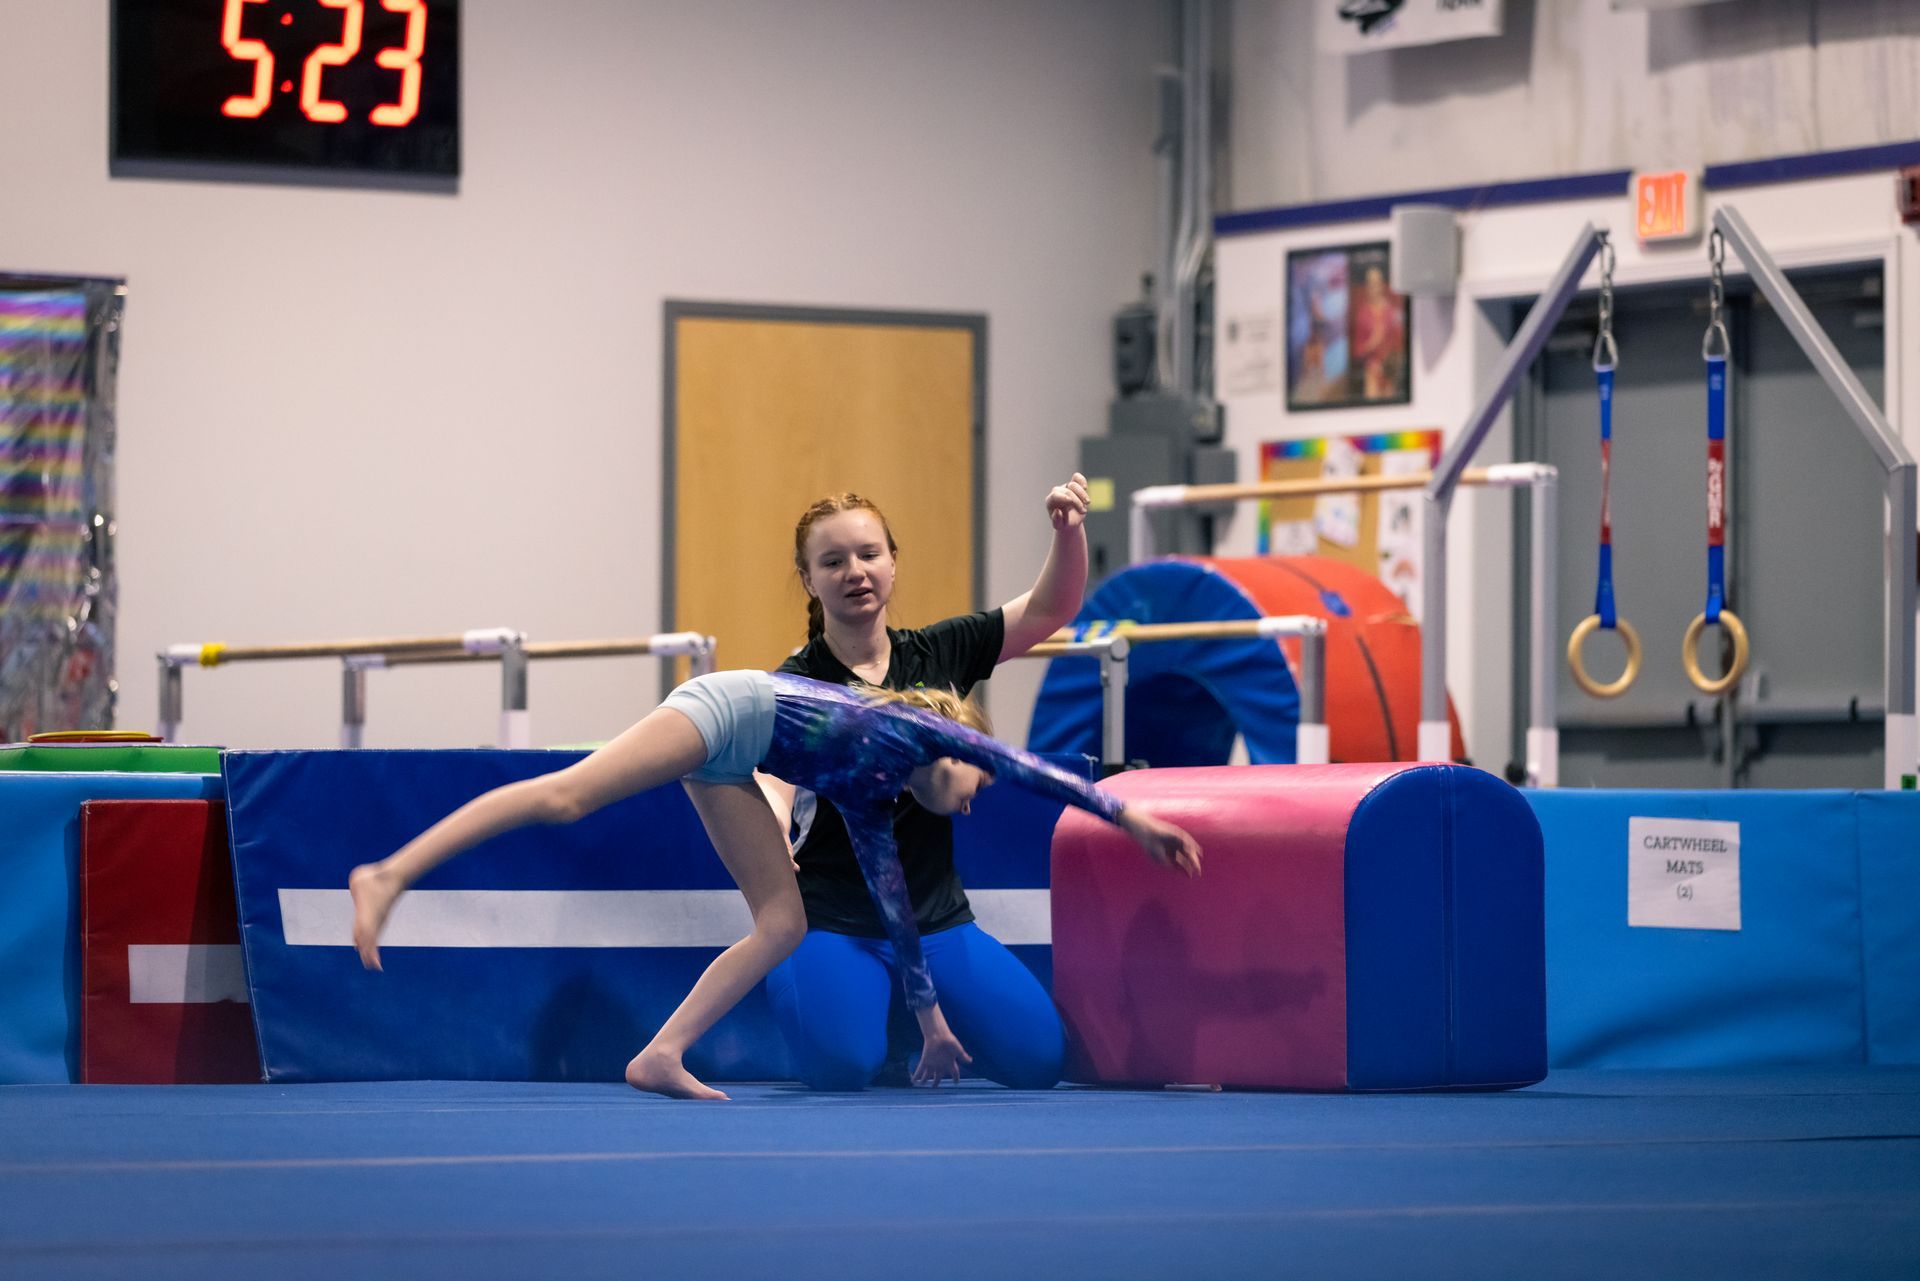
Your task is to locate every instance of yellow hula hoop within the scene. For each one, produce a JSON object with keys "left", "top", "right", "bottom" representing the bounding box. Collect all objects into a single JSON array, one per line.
[
  {"left": 1567, "top": 614, "right": 1642, "bottom": 699},
  {"left": 1682, "top": 610, "right": 1749, "bottom": 696}
]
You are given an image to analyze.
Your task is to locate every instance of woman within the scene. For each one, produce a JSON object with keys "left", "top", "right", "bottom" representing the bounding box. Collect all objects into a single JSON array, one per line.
[
  {"left": 347, "top": 669, "right": 1196, "bottom": 1101},
  {"left": 761, "top": 475, "right": 1095, "bottom": 1090}
]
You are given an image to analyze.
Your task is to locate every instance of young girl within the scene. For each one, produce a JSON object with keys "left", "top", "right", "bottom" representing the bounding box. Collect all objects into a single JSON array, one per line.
[{"left": 349, "top": 669, "right": 1201, "bottom": 1101}]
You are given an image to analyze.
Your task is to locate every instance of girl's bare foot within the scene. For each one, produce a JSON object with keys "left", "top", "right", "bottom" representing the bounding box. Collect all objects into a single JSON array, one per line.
[
  {"left": 625, "top": 1046, "right": 728, "bottom": 1101},
  {"left": 349, "top": 863, "right": 402, "bottom": 971}
]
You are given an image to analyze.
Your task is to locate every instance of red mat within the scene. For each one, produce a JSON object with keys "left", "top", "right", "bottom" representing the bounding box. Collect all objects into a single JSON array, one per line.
[{"left": 81, "top": 800, "right": 259, "bottom": 1084}]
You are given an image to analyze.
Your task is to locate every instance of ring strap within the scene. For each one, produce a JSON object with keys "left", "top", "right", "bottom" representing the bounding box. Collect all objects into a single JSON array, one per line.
[
  {"left": 1704, "top": 353, "right": 1728, "bottom": 623},
  {"left": 1595, "top": 363, "right": 1618, "bottom": 629}
]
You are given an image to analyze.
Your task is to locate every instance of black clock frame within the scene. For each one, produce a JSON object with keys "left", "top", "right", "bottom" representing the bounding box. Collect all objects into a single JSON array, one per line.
[{"left": 110, "top": 0, "right": 461, "bottom": 191}]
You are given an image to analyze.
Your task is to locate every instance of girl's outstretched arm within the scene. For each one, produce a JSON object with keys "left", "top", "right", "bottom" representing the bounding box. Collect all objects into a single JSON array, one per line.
[
  {"left": 838, "top": 806, "right": 974, "bottom": 1085},
  {"left": 932, "top": 724, "right": 1202, "bottom": 879},
  {"left": 837, "top": 807, "right": 938, "bottom": 1009}
]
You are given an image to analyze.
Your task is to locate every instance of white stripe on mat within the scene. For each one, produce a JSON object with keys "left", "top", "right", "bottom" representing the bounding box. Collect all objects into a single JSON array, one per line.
[
  {"left": 968, "top": 890, "right": 1051, "bottom": 946},
  {"left": 127, "top": 944, "right": 250, "bottom": 1004},
  {"left": 279, "top": 888, "right": 1053, "bottom": 949}
]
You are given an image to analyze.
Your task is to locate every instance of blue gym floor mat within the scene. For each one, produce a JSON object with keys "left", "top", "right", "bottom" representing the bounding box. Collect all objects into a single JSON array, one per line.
[{"left": 2, "top": 1067, "right": 1915, "bottom": 1279}]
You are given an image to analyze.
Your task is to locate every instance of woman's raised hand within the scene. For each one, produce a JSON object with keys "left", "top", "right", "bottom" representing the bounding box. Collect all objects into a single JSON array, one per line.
[{"left": 1045, "top": 472, "right": 1092, "bottom": 531}]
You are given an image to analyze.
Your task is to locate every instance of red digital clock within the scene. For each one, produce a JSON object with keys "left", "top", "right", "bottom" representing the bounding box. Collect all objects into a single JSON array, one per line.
[{"left": 113, "top": 0, "right": 460, "bottom": 184}]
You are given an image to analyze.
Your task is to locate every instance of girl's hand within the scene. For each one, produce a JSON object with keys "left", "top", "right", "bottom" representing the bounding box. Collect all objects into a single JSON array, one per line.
[
  {"left": 911, "top": 1003, "right": 974, "bottom": 1086},
  {"left": 1119, "top": 808, "right": 1203, "bottom": 879},
  {"left": 1045, "top": 472, "right": 1092, "bottom": 531}
]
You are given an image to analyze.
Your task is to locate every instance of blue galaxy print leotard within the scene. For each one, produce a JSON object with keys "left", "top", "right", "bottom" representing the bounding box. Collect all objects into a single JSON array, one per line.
[{"left": 760, "top": 673, "right": 1125, "bottom": 1011}]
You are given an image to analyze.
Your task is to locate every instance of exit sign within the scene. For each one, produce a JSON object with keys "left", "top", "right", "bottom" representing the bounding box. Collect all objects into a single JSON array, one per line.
[{"left": 1633, "top": 169, "right": 1702, "bottom": 243}]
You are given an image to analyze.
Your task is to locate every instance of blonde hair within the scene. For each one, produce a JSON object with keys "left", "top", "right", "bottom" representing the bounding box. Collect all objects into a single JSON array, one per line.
[
  {"left": 793, "top": 493, "right": 898, "bottom": 641},
  {"left": 865, "top": 685, "right": 992, "bottom": 736}
]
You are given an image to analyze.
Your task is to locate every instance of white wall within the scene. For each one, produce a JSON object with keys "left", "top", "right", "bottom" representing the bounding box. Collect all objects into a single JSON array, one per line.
[
  {"left": 1229, "top": 0, "right": 1920, "bottom": 209},
  {"left": 2, "top": 0, "right": 1162, "bottom": 749}
]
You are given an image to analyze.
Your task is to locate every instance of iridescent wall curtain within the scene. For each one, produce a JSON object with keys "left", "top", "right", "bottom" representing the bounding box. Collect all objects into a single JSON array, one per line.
[{"left": 0, "top": 278, "right": 123, "bottom": 739}]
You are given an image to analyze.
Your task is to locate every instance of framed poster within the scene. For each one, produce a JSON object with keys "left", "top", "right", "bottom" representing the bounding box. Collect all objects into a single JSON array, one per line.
[{"left": 1286, "top": 242, "right": 1411, "bottom": 412}]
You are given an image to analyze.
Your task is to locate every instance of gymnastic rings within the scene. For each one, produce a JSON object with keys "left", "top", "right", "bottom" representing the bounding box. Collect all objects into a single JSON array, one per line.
[
  {"left": 1568, "top": 614, "right": 1643, "bottom": 699},
  {"left": 1682, "top": 609, "right": 1749, "bottom": 697}
]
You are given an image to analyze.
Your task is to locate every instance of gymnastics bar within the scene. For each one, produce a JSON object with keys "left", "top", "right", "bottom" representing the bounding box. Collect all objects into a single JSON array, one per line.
[
  {"left": 1016, "top": 635, "right": 1129, "bottom": 771},
  {"left": 157, "top": 629, "right": 524, "bottom": 747},
  {"left": 1018, "top": 616, "right": 1329, "bottom": 770},
  {"left": 1132, "top": 465, "right": 1561, "bottom": 785},
  {"left": 1422, "top": 222, "right": 1607, "bottom": 773},
  {"left": 343, "top": 632, "right": 719, "bottom": 749},
  {"left": 1711, "top": 206, "right": 1917, "bottom": 790}
]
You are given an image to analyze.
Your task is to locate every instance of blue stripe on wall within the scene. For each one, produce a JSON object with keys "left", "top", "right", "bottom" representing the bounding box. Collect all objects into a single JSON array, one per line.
[{"left": 1217, "top": 139, "right": 1920, "bottom": 237}]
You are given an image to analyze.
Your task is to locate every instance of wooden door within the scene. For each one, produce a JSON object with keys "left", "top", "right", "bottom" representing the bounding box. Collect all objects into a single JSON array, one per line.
[{"left": 664, "top": 304, "right": 984, "bottom": 682}]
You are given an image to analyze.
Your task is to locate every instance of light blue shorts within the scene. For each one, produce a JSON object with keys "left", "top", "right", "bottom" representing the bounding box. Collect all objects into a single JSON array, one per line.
[{"left": 659, "top": 669, "right": 778, "bottom": 783}]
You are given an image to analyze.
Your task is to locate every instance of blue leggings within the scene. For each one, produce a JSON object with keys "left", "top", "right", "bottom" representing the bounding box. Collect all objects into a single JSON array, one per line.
[{"left": 765, "top": 923, "right": 1065, "bottom": 1091}]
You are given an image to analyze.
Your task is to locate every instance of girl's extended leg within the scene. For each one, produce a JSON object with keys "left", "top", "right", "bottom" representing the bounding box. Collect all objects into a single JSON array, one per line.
[
  {"left": 625, "top": 777, "right": 807, "bottom": 1100},
  {"left": 350, "top": 706, "right": 712, "bottom": 969}
]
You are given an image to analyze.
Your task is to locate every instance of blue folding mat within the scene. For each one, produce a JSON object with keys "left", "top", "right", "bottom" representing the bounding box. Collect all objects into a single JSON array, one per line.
[
  {"left": 223, "top": 749, "right": 1082, "bottom": 1083},
  {"left": 0, "top": 770, "right": 224, "bottom": 1083},
  {"left": 1859, "top": 791, "right": 1920, "bottom": 1062},
  {"left": 1528, "top": 788, "right": 1920, "bottom": 1068}
]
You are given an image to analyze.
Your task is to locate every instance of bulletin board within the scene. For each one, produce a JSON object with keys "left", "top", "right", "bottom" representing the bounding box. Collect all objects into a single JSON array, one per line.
[{"left": 1254, "top": 429, "right": 1441, "bottom": 618}]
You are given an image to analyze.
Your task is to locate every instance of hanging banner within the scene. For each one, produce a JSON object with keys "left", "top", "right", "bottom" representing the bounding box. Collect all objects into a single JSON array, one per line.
[
  {"left": 1319, "top": 0, "right": 1505, "bottom": 54},
  {"left": 0, "top": 280, "right": 122, "bottom": 741}
]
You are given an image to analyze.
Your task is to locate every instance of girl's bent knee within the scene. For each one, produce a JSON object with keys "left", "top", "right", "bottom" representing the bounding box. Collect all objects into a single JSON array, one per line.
[
  {"left": 538, "top": 773, "right": 590, "bottom": 826},
  {"left": 758, "top": 906, "right": 808, "bottom": 959}
]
